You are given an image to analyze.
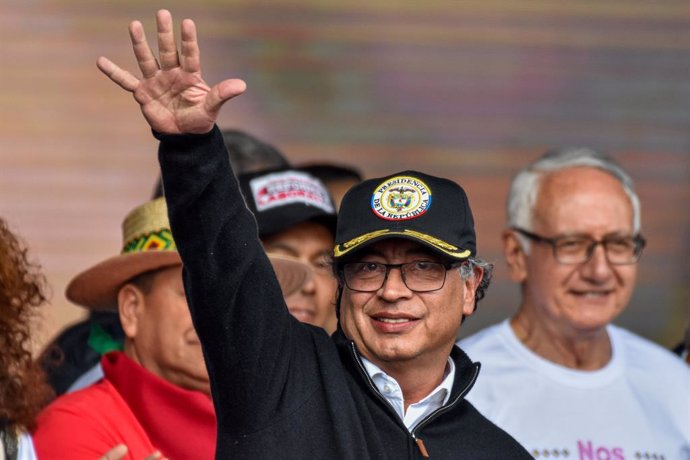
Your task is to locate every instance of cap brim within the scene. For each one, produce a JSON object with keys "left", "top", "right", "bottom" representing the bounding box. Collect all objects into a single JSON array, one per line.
[
  {"left": 334, "top": 229, "right": 471, "bottom": 261},
  {"left": 266, "top": 253, "right": 312, "bottom": 297}
]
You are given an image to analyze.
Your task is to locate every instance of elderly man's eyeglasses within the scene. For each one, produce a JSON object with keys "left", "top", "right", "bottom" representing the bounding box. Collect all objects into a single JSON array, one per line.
[
  {"left": 341, "top": 261, "right": 462, "bottom": 293},
  {"left": 512, "top": 228, "right": 646, "bottom": 265}
]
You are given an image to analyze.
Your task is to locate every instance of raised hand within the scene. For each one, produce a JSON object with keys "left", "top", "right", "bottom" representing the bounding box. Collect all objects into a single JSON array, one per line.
[{"left": 97, "top": 9, "right": 246, "bottom": 134}]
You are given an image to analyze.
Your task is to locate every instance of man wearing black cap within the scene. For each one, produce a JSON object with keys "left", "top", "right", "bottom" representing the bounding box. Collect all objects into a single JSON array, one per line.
[
  {"left": 238, "top": 168, "right": 340, "bottom": 334},
  {"left": 97, "top": 10, "right": 530, "bottom": 458}
]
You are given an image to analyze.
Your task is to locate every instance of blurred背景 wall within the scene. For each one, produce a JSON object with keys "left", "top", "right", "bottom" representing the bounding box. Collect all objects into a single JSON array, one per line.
[{"left": 1, "top": 1, "right": 688, "bottom": 353}]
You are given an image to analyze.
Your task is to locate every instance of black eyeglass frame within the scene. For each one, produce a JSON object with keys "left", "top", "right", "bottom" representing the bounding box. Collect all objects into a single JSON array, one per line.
[
  {"left": 512, "top": 227, "right": 646, "bottom": 265},
  {"left": 339, "top": 261, "right": 464, "bottom": 293}
]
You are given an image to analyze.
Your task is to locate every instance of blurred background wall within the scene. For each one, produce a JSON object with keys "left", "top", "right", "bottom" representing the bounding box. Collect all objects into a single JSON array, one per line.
[{"left": 1, "top": 0, "right": 688, "bottom": 353}]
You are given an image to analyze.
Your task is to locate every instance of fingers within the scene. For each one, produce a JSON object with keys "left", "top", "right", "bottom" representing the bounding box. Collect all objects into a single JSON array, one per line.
[
  {"left": 205, "top": 78, "right": 247, "bottom": 114},
  {"left": 100, "top": 444, "right": 128, "bottom": 460},
  {"left": 96, "top": 56, "right": 140, "bottom": 92},
  {"left": 127, "top": 10, "right": 197, "bottom": 77},
  {"left": 179, "top": 18, "right": 200, "bottom": 74},
  {"left": 156, "top": 9, "right": 180, "bottom": 71},
  {"left": 99, "top": 445, "right": 168, "bottom": 460},
  {"left": 129, "top": 20, "right": 159, "bottom": 79}
]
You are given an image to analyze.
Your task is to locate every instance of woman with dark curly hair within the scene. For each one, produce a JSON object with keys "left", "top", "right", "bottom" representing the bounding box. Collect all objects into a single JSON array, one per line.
[{"left": 0, "top": 217, "right": 53, "bottom": 460}]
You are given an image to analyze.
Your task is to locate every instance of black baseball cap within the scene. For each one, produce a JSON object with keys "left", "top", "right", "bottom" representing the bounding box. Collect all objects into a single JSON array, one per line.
[
  {"left": 239, "top": 168, "right": 337, "bottom": 238},
  {"left": 333, "top": 170, "right": 476, "bottom": 261}
]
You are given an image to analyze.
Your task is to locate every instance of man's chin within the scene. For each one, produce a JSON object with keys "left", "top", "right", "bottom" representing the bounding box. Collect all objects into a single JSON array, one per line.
[
  {"left": 367, "top": 340, "right": 421, "bottom": 364},
  {"left": 567, "top": 313, "right": 620, "bottom": 335}
]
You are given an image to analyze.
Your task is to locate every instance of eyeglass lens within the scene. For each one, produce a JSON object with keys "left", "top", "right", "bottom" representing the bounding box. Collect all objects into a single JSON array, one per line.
[
  {"left": 552, "top": 236, "right": 642, "bottom": 264},
  {"left": 343, "top": 261, "right": 449, "bottom": 292}
]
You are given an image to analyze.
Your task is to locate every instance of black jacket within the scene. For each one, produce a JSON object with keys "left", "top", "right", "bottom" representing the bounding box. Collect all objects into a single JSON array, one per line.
[{"left": 157, "top": 127, "right": 531, "bottom": 459}]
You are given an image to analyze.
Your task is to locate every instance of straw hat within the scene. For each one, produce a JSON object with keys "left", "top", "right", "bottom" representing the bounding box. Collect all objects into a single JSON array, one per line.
[{"left": 66, "top": 198, "right": 311, "bottom": 310}]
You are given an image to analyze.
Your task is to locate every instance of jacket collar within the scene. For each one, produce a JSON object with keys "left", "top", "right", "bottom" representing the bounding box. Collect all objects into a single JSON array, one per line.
[{"left": 331, "top": 328, "right": 480, "bottom": 401}]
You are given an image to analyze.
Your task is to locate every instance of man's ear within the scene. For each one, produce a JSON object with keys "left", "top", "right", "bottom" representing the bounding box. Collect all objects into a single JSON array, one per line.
[
  {"left": 117, "top": 284, "right": 144, "bottom": 339},
  {"left": 503, "top": 229, "right": 528, "bottom": 283},
  {"left": 461, "top": 265, "right": 484, "bottom": 317}
]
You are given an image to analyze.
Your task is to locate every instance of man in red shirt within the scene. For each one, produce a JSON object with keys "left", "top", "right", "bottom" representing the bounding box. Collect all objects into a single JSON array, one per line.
[{"left": 33, "top": 198, "right": 308, "bottom": 459}]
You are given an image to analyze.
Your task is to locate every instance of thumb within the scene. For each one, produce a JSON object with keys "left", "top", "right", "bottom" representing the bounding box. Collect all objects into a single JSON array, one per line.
[{"left": 205, "top": 78, "right": 247, "bottom": 114}]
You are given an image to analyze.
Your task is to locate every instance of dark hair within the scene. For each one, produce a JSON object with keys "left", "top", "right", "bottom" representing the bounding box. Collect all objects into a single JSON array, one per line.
[
  {"left": 0, "top": 217, "right": 53, "bottom": 431},
  {"left": 125, "top": 269, "right": 160, "bottom": 295},
  {"left": 222, "top": 129, "right": 290, "bottom": 174}
]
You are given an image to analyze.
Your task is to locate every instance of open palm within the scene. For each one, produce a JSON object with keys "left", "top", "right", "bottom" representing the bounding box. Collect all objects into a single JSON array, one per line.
[{"left": 97, "top": 9, "right": 246, "bottom": 134}]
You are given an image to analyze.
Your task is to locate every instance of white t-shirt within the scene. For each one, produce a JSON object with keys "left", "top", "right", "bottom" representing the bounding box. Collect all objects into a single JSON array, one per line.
[{"left": 458, "top": 320, "right": 690, "bottom": 460}]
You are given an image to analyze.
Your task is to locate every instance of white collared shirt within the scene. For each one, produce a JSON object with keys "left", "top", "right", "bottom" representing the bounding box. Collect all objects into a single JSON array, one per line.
[{"left": 360, "top": 356, "right": 455, "bottom": 432}]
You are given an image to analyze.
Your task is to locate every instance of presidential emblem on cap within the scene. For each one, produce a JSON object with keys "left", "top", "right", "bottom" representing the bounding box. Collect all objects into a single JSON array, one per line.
[
  {"left": 334, "top": 170, "right": 476, "bottom": 261},
  {"left": 371, "top": 175, "right": 432, "bottom": 221}
]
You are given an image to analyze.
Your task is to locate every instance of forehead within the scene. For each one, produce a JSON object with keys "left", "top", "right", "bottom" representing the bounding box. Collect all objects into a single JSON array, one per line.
[
  {"left": 354, "top": 238, "right": 441, "bottom": 260},
  {"left": 534, "top": 167, "right": 633, "bottom": 234}
]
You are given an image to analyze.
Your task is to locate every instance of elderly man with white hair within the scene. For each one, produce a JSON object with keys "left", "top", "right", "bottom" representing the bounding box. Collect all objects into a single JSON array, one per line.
[{"left": 459, "top": 148, "right": 690, "bottom": 459}]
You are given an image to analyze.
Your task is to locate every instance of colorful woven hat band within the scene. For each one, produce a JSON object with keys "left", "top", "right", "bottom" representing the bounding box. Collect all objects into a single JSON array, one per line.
[
  {"left": 120, "top": 198, "right": 177, "bottom": 254},
  {"left": 122, "top": 229, "right": 176, "bottom": 254}
]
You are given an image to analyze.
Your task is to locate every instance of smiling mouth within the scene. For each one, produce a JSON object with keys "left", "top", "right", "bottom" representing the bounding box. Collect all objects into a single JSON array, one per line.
[
  {"left": 370, "top": 315, "right": 419, "bottom": 333},
  {"left": 376, "top": 317, "right": 411, "bottom": 324},
  {"left": 570, "top": 290, "right": 613, "bottom": 298}
]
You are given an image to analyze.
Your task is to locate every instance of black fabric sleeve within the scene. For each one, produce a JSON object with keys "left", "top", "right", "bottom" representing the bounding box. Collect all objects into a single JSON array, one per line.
[{"left": 156, "top": 126, "right": 319, "bottom": 434}]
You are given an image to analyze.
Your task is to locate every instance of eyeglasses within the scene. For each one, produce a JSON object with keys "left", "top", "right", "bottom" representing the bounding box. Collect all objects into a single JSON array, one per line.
[
  {"left": 341, "top": 261, "right": 461, "bottom": 293},
  {"left": 512, "top": 227, "right": 646, "bottom": 265}
]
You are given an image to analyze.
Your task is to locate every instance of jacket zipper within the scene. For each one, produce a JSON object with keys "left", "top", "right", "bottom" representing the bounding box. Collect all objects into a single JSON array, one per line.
[
  {"left": 349, "top": 343, "right": 418, "bottom": 459},
  {"left": 349, "top": 342, "right": 480, "bottom": 459},
  {"left": 350, "top": 343, "right": 406, "bottom": 422},
  {"left": 410, "top": 360, "right": 480, "bottom": 458}
]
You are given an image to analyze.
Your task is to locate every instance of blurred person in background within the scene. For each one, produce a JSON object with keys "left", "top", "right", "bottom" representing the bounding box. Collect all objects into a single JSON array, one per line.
[
  {"left": 152, "top": 127, "right": 292, "bottom": 197},
  {"left": 238, "top": 167, "right": 339, "bottom": 334},
  {"left": 0, "top": 216, "right": 53, "bottom": 460},
  {"left": 33, "top": 198, "right": 309, "bottom": 459},
  {"left": 458, "top": 147, "right": 690, "bottom": 458},
  {"left": 159, "top": 128, "right": 341, "bottom": 334},
  {"left": 161, "top": 136, "right": 341, "bottom": 333},
  {"left": 41, "top": 127, "right": 293, "bottom": 396},
  {"left": 222, "top": 128, "right": 291, "bottom": 174},
  {"left": 39, "top": 305, "right": 125, "bottom": 395}
]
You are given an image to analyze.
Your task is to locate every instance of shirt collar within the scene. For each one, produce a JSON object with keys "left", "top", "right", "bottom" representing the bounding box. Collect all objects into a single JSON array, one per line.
[{"left": 360, "top": 355, "right": 455, "bottom": 407}]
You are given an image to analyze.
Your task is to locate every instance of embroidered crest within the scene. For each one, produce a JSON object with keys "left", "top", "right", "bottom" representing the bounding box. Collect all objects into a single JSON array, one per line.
[{"left": 371, "top": 176, "right": 431, "bottom": 220}]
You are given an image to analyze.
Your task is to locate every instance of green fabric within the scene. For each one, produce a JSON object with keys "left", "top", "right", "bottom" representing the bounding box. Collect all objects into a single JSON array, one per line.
[{"left": 88, "top": 323, "right": 123, "bottom": 355}]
